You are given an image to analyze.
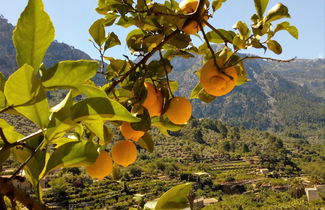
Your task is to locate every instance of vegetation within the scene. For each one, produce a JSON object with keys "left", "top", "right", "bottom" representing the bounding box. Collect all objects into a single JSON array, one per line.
[{"left": 1, "top": 0, "right": 321, "bottom": 209}]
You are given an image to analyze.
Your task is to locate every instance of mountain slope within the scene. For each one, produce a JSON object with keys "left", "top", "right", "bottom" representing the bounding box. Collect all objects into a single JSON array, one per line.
[
  {"left": 170, "top": 55, "right": 325, "bottom": 132},
  {"left": 0, "top": 16, "right": 91, "bottom": 77}
]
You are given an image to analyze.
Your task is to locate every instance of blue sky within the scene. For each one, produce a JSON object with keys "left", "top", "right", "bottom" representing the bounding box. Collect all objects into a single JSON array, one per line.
[{"left": 1, "top": 0, "right": 324, "bottom": 60}]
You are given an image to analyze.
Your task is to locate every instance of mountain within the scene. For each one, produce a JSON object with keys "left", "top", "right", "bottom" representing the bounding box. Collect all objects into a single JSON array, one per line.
[
  {"left": 0, "top": 15, "right": 91, "bottom": 78},
  {"left": 0, "top": 15, "right": 324, "bottom": 135},
  {"left": 263, "top": 59, "right": 325, "bottom": 99},
  {"left": 169, "top": 54, "right": 325, "bottom": 133}
]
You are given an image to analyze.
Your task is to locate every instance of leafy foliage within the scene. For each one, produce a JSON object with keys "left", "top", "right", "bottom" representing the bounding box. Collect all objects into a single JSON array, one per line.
[{"left": 0, "top": 0, "right": 300, "bottom": 208}]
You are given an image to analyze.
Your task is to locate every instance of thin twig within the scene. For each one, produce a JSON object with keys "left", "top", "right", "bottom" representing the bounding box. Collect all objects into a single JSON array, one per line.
[
  {"left": 0, "top": 128, "right": 9, "bottom": 145},
  {"left": 199, "top": 22, "right": 218, "bottom": 69},
  {"left": 203, "top": 19, "right": 232, "bottom": 43},
  {"left": 9, "top": 139, "right": 44, "bottom": 181},
  {"left": 159, "top": 50, "right": 174, "bottom": 98},
  {"left": 238, "top": 56, "right": 296, "bottom": 63},
  {"left": 90, "top": 39, "right": 105, "bottom": 73}
]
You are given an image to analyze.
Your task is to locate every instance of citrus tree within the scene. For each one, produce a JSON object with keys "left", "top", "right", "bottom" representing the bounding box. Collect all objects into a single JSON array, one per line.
[{"left": 0, "top": 0, "right": 297, "bottom": 208}]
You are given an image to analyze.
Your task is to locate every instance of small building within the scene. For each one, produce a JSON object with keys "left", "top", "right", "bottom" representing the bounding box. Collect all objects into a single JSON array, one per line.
[
  {"left": 305, "top": 185, "right": 325, "bottom": 202},
  {"left": 203, "top": 198, "right": 218, "bottom": 206},
  {"left": 258, "top": 168, "right": 269, "bottom": 175}
]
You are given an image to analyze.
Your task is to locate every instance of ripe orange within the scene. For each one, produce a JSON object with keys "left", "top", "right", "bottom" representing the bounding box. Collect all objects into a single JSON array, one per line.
[
  {"left": 86, "top": 151, "right": 113, "bottom": 180},
  {"left": 179, "top": 0, "right": 208, "bottom": 34},
  {"left": 166, "top": 96, "right": 192, "bottom": 125},
  {"left": 112, "top": 140, "right": 137, "bottom": 167},
  {"left": 120, "top": 122, "right": 145, "bottom": 141},
  {"left": 200, "top": 59, "right": 238, "bottom": 96},
  {"left": 142, "top": 82, "right": 163, "bottom": 117}
]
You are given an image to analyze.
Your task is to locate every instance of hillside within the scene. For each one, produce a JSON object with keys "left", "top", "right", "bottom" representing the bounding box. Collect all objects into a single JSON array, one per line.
[
  {"left": 0, "top": 16, "right": 91, "bottom": 77},
  {"left": 264, "top": 59, "right": 325, "bottom": 99},
  {"left": 169, "top": 54, "right": 325, "bottom": 134}
]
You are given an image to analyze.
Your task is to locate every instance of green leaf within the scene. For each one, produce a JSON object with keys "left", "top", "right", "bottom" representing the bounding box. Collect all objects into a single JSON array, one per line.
[
  {"left": 152, "top": 116, "right": 184, "bottom": 136},
  {"left": 0, "top": 72, "right": 5, "bottom": 91},
  {"left": 206, "top": 31, "right": 224, "bottom": 44},
  {"left": 4, "top": 64, "right": 50, "bottom": 128},
  {"left": 235, "top": 63, "right": 249, "bottom": 86},
  {"left": 0, "top": 119, "right": 24, "bottom": 143},
  {"left": 126, "top": 29, "right": 145, "bottom": 53},
  {"left": 12, "top": 135, "right": 46, "bottom": 191},
  {"left": 84, "top": 120, "right": 113, "bottom": 145},
  {"left": 89, "top": 19, "right": 106, "bottom": 46},
  {"left": 232, "top": 35, "right": 246, "bottom": 50},
  {"left": 41, "top": 141, "right": 99, "bottom": 178},
  {"left": 4, "top": 64, "right": 40, "bottom": 106},
  {"left": 147, "top": 59, "right": 172, "bottom": 78},
  {"left": 212, "top": 0, "right": 227, "bottom": 12},
  {"left": 138, "top": 133, "right": 154, "bottom": 153},
  {"left": 42, "top": 60, "right": 99, "bottom": 89},
  {"left": 233, "top": 21, "right": 250, "bottom": 40},
  {"left": 254, "top": 0, "right": 269, "bottom": 17},
  {"left": 104, "top": 13, "right": 119, "bottom": 26},
  {"left": 264, "top": 3, "right": 290, "bottom": 22},
  {"left": 155, "top": 183, "right": 193, "bottom": 209},
  {"left": 167, "top": 33, "right": 191, "bottom": 49},
  {"left": 71, "top": 97, "right": 140, "bottom": 122},
  {"left": 104, "top": 32, "right": 121, "bottom": 51},
  {"left": 46, "top": 91, "right": 77, "bottom": 140},
  {"left": 77, "top": 84, "right": 108, "bottom": 98},
  {"left": 267, "top": 40, "right": 282, "bottom": 54},
  {"left": 15, "top": 90, "right": 50, "bottom": 128},
  {"left": 131, "top": 108, "right": 151, "bottom": 131},
  {"left": 190, "top": 83, "right": 216, "bottom": 103},
  {"left": 0, "top": 92, "right": 5, "bottom": 109},
  {"left": 13, "top": 0, "right": 55, "bottom": 70},
  {"left": 274, "top": 21, "right": 298, "bottom": 39}
]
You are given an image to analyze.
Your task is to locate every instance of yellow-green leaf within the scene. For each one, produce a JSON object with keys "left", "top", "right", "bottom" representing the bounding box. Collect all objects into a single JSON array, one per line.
[
  {"left": 71, "top": 97, "right": 140, "bottom": 122},
  {"left": 264, "top": 3, "right": 290, "bottom": 22},
  {"left": 4, "top": 64, "right": 40, "bottom": 106},
  {"left": 267, "top": 40, "right": 282, "bottom": 54},
  {"left": 0, "top": 119, "right": 24, "bottom": 143},
  {"left": 42, "top": 60, "right": 99, "bottom": 89},
  {"left": 13, "top": 0, "right": 55, "bottom": 70},
  {"left": 254, "top": 0, "right": 269, "bottom": 17},
  {"left": 155, "top": 183, "right": 193, "bottom": 209},
  {"left": 40, "top": 141, "right": 99, "bottom": 179},
  {"left": 89, "top": 18, "right": 106, "bottom": 47}
]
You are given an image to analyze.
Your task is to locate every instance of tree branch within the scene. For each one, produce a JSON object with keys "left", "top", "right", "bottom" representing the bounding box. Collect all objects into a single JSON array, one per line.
[
  {"left": 203, "top": 19, "right": 232, "bottom": 43},
  {"left": 9, "top": 138, "right": 44, "bottom": 181},
  {"left": 105, "top": 30, "right": 179, "bottom": 94},
  {"left": 0, "top": 178, "right": 46, "bottom": 210},
  {"left": 238, "top": 56, "right": 296, "bottom": 63}
]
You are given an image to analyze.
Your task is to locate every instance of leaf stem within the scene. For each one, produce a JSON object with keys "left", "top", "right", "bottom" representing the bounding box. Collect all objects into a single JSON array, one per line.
[{"left": 159, "top": 50, "right": 174, "bottom": 98}]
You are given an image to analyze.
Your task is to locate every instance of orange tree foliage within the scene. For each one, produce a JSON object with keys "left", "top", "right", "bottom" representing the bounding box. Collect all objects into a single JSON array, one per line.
[{"left": 0, "top": 0, "right": 297, "bottom": 208}]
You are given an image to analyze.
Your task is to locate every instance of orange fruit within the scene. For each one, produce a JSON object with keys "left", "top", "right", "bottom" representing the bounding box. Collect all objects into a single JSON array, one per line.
[
  {"left": 86, "top": 151, "right": 113, "bottom": 180},
  {"left": 166, "top": 96, "right": 192, "bottom": 125},
  {"left": 112, "top": 140, "right": 137, "bottom": 167},
  {"left": 142, "top": 82, "right": 163, "bottom": 117},
  {"left": 120, "top": 122, "right": 145, "bottom": 141},
  {"left": 200, "top": 59, "right": 238, "bottom": 96},
  {"left": 179, "top": 0, "right": 208, "bottom": 34}
]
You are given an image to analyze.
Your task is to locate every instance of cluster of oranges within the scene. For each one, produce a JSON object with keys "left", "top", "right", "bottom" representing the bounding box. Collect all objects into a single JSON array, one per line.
[
  {"left": 86, "top": 0, "right": 239, "bottom": 180},
  {"left": 86, "top": 82, "right": 193, "bottom": 179}
]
